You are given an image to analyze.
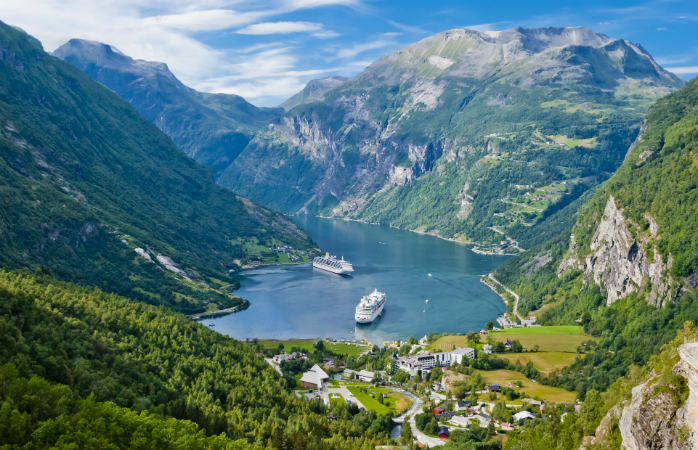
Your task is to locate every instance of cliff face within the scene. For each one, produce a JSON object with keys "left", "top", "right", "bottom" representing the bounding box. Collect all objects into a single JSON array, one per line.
[
  {"left": 583, "top": 341, "right": 698, "bottom": 450},
  {"left": 559, "top": 195, "right": 674, "bottom": 306},
  {"left": 619, "top": 342, "right": 698, "bottom": 450}
]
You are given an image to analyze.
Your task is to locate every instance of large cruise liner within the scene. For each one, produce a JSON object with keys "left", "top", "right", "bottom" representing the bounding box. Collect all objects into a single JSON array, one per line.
[
  {"left": 312, "top": 252, "right": 354, "bottom": 275},
  {"left": 355, "top": 289, "right": 386, "bottom": 323}
]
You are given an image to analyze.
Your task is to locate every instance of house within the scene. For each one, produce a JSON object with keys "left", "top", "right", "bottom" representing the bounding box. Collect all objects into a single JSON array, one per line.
[
  {"left": 433, "top": 406, "right": 446, "bottom": 415},
  {"left": 358, "top": 370, "right": 375, "bottom": 383},
  {"left": 299, "top": 364, "right": 329, "bottom": 389},
  {"left": 513, "top": 411, "right": 536, "bottom": 422},
  {"left": 449, "top": 415, "right": 471, "bottom": 427},
  {"left": 342, "top": 369, "right": 357, "bottom": 380},
  {"left": 432, "top": 381, "right": 443, "bottom": 392},
  {"left": 438, "top": 426, "right": 449, "bottom": 438},
  {"left": 456, "top": 400, "right": 472, "bottom": 411},
  {"left": 322, "top": 357, "right": 335, "bottom": 368},
  {"left": 450, "top": 347, "right": 475, "bottom": 364},
  {"left": 419, "top": 335, "right": 428, "bottom": 345},
  {"left": 487, "top": 383, "right": 501, "bottom": 392},
  {"left": 504, "top": 339, "right": 514, "bottom": 350},
  {"left": 437, "top": 411, "right": 457, "bottom": 420},
  {"left": 483, "top": 344, "right": 493, "bottom": 355}
]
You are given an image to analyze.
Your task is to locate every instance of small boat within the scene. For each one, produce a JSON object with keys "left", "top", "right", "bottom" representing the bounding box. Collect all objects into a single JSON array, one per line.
[{"left": 208, "top": 323, "right": 215, "bottom": 327}]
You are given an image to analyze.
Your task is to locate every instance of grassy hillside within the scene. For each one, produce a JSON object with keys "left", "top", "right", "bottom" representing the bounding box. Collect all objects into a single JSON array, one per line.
[
  {"left": 491, "top": 79, "right": 698, "bottom": 396},
  {"left": 0, "top": 269, "right": 392, "bottom": 450},
  {"left": 0, "top": 22, "right": 317, "bottom": 314}
]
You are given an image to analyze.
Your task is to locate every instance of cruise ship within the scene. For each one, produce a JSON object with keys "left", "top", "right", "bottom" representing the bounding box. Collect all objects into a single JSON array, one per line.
[
  {"left": 312, "top": 252, "right": 354, "bottom": 275},
  {"left": 355, "top": 289, "right": 386, "bottom": 323}
]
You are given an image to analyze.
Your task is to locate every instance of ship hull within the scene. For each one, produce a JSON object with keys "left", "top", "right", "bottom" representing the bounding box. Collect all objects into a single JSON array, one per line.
[
  {"left": 312, "top": 261, "right": 353, "bottom": 275},
  {"left": 355, "top": 301, "right": 385, "bottom": 323}
]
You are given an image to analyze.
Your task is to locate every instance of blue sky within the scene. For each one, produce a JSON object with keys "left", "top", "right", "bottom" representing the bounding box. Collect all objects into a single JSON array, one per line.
[{"left": 1, "top": 0, "right": 696, "bottom": 106}]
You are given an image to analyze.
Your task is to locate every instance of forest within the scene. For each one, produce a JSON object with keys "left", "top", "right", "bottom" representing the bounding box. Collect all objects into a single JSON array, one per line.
[{"left": 0, "top": 269, "right": 392, "bottom": 450}]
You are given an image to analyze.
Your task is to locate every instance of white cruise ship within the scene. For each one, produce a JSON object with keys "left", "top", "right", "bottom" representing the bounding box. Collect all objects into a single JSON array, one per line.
[
  {"left": 312, "top": 252, "right": 354, "bottom": 275},
  {"left": 355, "top": 289, "right": 386, "bottom": 323}
]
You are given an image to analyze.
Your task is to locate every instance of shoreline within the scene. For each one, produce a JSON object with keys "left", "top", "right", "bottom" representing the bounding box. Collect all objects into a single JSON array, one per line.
[{"left": 314, "top": 214, "right": 519, "bottom": 255}]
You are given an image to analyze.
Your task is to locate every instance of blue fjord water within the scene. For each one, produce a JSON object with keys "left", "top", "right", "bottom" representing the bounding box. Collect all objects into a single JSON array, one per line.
[{"left": 205, "top": 217, "right": 508, "bottom": 344}]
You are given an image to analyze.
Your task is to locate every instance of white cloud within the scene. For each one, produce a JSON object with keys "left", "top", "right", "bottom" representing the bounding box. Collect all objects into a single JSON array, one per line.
[
  {"left": 237, "top": 21, "right": 323, "bottom": 35},
  {"left": 0, "top": 0, "right": 363, "bottom": 105},
  {"left": 665, "top": 66, "right": 698, "bottom": 75},
  {"left": 143, "top": 9, "right": 268, "bottom": 32},
  {"left": 337, "top": 38, "right": 395, "bottom": 59}
]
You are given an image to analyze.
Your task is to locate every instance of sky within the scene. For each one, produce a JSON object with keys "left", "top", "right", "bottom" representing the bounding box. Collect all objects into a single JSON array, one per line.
[{"left": 0, "top": 0, "right": 696, "bottom": 106}]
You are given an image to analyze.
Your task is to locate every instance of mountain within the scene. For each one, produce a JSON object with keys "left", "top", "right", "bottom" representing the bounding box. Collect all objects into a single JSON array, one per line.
[
  {"left": 0, "top": 22, "right": 316, "bottom": 314},
  {"left": 491, "top": 79, "right": 697, "bottom": 449},
  {"left": 280, "top": 76, "right": 348, "bottom": 110},
  {"left": 58, "top": 27, "right": 684, "bottom": 253},
  {"left": 495, "top": 77, "right": 697, "bottom": 320},
  {"left": 222, "top": 27, "right": 684, "bottom": 251},
  {"left": 54, "top": 39, "right": 283, "bottom": 176}
]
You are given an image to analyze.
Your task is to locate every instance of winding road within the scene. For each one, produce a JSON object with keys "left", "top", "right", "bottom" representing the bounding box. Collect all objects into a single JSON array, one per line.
[
  {"left": 391, "top": 387, "right": 445, "bottom": 447},
  {"left": 488, "top": 273, "right": 525, "bottom": 323}
]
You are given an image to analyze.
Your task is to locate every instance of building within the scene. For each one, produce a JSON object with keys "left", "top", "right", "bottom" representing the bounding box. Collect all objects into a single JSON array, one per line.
[
  {"left": 513, "top": 411, "right": 536, "bottom": 422},
  {"left": 434, "top": 406, "right": 446, "bottom": 415},
  {"left": 272, "top": 352, "right": 306, "bottom": 363},
  {"left": 456, "top": 400, "right": 472, "bottom": 411},
  {"left": 299, "top": 364, "right": 329, "bottom": 389},
  {"left": 504, "top": 339, "right": 514, "bottom": 350},
  {"left": 342, "top": 369, "right": 357, "bottom": 380},
  {"left": 358, "top": 370, "right": 375, "bottom": 383},
  {"left": 488, "top": 383, "right": 501, "bottom": 392},
  {"left": 438, "top": 426, "right": 449, "bottom": 438},
  {"left": 395, "top": 353, "right": 437, "bottom": 376},
  {"left": 450, "top": 347, "right": 475, "bottom": 364},
  {"left": 483, "top": 344, "right": 493, "bottom": 355}
]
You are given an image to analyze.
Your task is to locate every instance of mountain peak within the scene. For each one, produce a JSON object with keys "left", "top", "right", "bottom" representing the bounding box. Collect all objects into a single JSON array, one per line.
[
  {"left": 54, "top": 38, "right": 171, "bottom": 78},
  {"left": 280, "top": 75, "right": 348, "bottom": 110}
]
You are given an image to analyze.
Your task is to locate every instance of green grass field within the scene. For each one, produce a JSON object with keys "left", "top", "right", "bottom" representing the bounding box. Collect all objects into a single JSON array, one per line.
[
  {"left": 326, "top": 341, "right": 371, "bottom": 358},
  {"left": 329, "top": 393, "right": 346, "bottom": 408},
  {"left": 489, "top": 326, "right": 592, "bottom": 353},
  {"left": 256, "top": 338, "right": 318, "bottom": 353},
  {"left": 477, "top": 369, "right": 576, "bottom": 403},
  {"left": 255, "top": 339, "right": 370, "bottom": 357},
  {"left": 498, "top": 352, "right": 580, "bottom": 375},
  {"left": 346, "top": 386, "right": 410, "bottom": 416}
]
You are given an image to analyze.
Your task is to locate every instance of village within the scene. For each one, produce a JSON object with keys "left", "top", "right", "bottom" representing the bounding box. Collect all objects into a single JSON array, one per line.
[{"left": 255, "top": 324, "right": 591, "bottom": 447}]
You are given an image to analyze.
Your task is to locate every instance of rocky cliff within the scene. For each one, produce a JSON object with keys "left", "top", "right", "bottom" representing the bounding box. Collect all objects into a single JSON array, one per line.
[{"left": 558, "top": 195, "right": 675, "bottom": 306}]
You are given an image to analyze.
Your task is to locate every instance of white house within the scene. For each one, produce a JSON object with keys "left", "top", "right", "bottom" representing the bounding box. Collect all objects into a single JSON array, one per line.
[
  {"left": 513, "top": 411, "right": 536, "bottom": 422},
  {"left": 358, "top": 370, "right": 375, "bottom": 382},
  {"left": 299, "top": 364, "right": 329, "bottom": 389},
  {"left": 342, "top": 369, "right": 357, "bottom": 380},
  {"left": 483, "top": 344, "right": 493, "bottom": 355}
]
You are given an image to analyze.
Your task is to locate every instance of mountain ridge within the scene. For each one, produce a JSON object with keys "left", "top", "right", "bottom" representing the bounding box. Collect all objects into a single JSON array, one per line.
[{"left": 0, "top": 21, "right": 316, "bottom": 314}]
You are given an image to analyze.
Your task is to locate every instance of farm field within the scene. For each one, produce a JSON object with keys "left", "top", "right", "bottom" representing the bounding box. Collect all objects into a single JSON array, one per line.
[
  {"left": 477, "top": 369, "right": 576, "bottom": 403},
  {"left": 489, "top": 326, "right": 593, "bottom": 352},
  {"left": 498, "top": 351, "right": 579, "bottom": 375}
]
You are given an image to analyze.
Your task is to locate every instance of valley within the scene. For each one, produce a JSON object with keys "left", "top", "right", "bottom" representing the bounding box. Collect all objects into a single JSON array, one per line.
[{"left": 0, "top": 8, "right": 695, "bottom": 450}]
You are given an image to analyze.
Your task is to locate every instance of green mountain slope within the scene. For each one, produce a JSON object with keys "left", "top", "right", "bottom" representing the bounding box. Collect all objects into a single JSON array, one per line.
[
  {"left": 0, "top": 269, "right": 391, "bottom": 450},
  {"left": 58, "top": 27, "right": 683, "bottom": 253},
  {"left": 54, "top": 39, "right": 282, "bottom": 176},
  {"left": 221, "top": 27, "right": 683, "bottom": 252},
  {"left": 491, "top": 78, "right": 697, "bottom": 396},
  {"left": 0, "top": 22, "right": 316, "bottom": 314}
]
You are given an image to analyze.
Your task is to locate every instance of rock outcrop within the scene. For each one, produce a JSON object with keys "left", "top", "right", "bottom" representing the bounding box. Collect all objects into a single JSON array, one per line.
[
  {"left": 558, "top": 195, "right": 674, "bottom": 307},
  {"left": 618, "top": 342, "right": 698, "bottom": 450}
]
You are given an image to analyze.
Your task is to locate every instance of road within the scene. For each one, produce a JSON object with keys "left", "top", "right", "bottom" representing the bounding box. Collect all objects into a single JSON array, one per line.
[
  {"left": 488, "top": 273, "right": 525, "bottom": 323},
  {"left": 391, "top": 387, "right": 445, "bottom": 447}
]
